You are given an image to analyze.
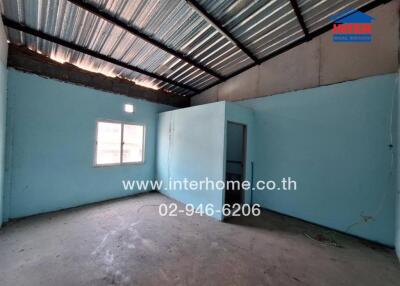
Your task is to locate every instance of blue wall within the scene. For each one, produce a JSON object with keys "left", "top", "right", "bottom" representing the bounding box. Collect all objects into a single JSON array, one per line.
[
  {"left": 157, "top": 102, "right": 226, "bottom": 220},
  {"left": 239, "top": 74, "right": 397, "bottom": 246},
  {"left": 3, "top": 69, "right": 173, "bottom": 221},
  {"left": 4, "top": 66, "right": 397, "bottom": 247},
  {"left": 0, "top": 19, "right": 8, "bottom": 226}
]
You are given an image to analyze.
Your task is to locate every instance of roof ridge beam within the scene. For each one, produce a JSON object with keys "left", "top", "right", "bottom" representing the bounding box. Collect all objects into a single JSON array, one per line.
[{"left": 67, "top": 0, "right": 225, "bottom": 80}]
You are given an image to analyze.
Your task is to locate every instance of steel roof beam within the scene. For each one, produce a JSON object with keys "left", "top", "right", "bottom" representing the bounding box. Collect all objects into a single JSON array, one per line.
[
  {"left": 289, "top": 0, "right": 310, "bottom": 40},
  {"left": 2, "top": 17, "right": 198, "bottom": 93},
  {"left": 185, "top": 0, "right": 259, "bottom": 63},
  {"left": 67, "top": 0, "right": 224, "bottom": 80}
]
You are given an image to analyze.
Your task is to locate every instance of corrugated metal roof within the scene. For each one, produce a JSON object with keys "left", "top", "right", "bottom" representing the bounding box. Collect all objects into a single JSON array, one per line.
[
  {"left": 197, "top": 0, "right": 303, "bottom": 61},
  {"left": 298, "top": 0, "right": 374, "bottom": 32},
  {"left": 0, "top": 0, "right": 384, "bottom": 97}
]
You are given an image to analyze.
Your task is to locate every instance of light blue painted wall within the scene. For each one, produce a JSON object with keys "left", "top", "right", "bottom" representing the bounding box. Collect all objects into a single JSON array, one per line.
[
  {"left": 3, "top": 69, "right": 173, "bottom": 221},
  {"left": 0, "top": 19, "right": 8, "bottom": 226},
  {"left": 156, "top": 102, "right": 226, "bottom": 220},
  {"left": 239, "top": 74, "right": 397, "bottom": 246}
]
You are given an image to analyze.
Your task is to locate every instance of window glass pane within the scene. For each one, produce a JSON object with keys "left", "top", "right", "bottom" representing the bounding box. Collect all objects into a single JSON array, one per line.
[
  {"left": 123, "top": 124, "right": 144, "bottom": 163},
  {"left": 96, "top": 122, "right": 121, "bottom": 165}
]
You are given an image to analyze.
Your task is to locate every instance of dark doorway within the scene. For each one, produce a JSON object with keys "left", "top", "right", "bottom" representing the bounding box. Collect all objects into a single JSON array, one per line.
[{"left": 225, "top": 122, "right": 246, "bottom": 206}]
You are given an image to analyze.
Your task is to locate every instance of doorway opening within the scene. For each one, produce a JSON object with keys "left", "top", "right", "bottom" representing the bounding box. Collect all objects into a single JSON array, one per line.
[{"left": 225, "top": 122, "right": 247, "bottom": 207}]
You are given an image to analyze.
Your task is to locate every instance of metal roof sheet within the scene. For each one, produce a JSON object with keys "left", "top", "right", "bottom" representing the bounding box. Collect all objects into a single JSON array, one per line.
[
  {"left": 0, "top": 0, "right": 385, "bottom": 97},
  {"left": 298, "top": 0, "right": 374, "bottom": 32}
]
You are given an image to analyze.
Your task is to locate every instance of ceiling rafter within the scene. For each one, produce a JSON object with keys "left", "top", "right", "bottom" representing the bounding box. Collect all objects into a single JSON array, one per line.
[
  {"left": 185, "top": 0, "right": 259, "bottom": 64},
  {"left": 67, "top": 0, "right": 225, "bottom": 81},
  {"left": 2, "top": 16, "right": 198, "bottom": 94},
  {"left": 289, "top": 0, "right": 310, "bottom": 40}
]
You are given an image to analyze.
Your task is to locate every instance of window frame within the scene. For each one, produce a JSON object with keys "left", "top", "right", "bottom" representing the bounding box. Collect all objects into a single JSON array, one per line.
[{"left": 94, "top": 119, "right": 146, "bottom": 167}]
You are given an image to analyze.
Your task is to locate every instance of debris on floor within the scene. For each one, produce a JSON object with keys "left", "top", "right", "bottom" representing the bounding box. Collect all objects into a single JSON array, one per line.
[{"left": 304, "top": 231, "right": 343, "bottom": 248}]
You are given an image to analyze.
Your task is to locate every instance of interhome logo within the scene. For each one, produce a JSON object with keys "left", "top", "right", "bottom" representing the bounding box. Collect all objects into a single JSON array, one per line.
[{"left": 330, "top": 9, "right": 374, "bottom": 42}]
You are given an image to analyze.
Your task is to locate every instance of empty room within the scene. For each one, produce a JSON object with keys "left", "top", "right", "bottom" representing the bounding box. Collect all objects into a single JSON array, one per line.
[{"left": 0, "top": 0, "right": 399, "bottom": 285}]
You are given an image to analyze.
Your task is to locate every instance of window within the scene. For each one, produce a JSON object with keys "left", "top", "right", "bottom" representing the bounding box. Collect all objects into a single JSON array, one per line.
[
  {"left": 95, "top": 121, "right": 145, "bottom": 166},
  {"left": 122, "top": 124, "right": 144, "bottom": 163},
  {"left": 96, "top": 122, "right": 121, "bottom": 165}
]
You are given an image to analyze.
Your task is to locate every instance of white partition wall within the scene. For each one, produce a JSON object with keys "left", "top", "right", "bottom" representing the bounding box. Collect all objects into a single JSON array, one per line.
[
  {"left": 157, "top": 101, "right": 255, "bottom": 220},
  {"left": 157, "top": 102, "right": 226, "bottom": 220}
]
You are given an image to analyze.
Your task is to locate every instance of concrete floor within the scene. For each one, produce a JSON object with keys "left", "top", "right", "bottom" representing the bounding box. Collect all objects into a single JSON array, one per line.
[{"left": 0, "top": 193, "right": 399, "bottom": 286}]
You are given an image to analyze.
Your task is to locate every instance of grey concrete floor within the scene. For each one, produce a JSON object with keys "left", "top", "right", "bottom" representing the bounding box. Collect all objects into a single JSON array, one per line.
[{"left": 0, "top": 192, "right": 399, "bottom": 286}]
